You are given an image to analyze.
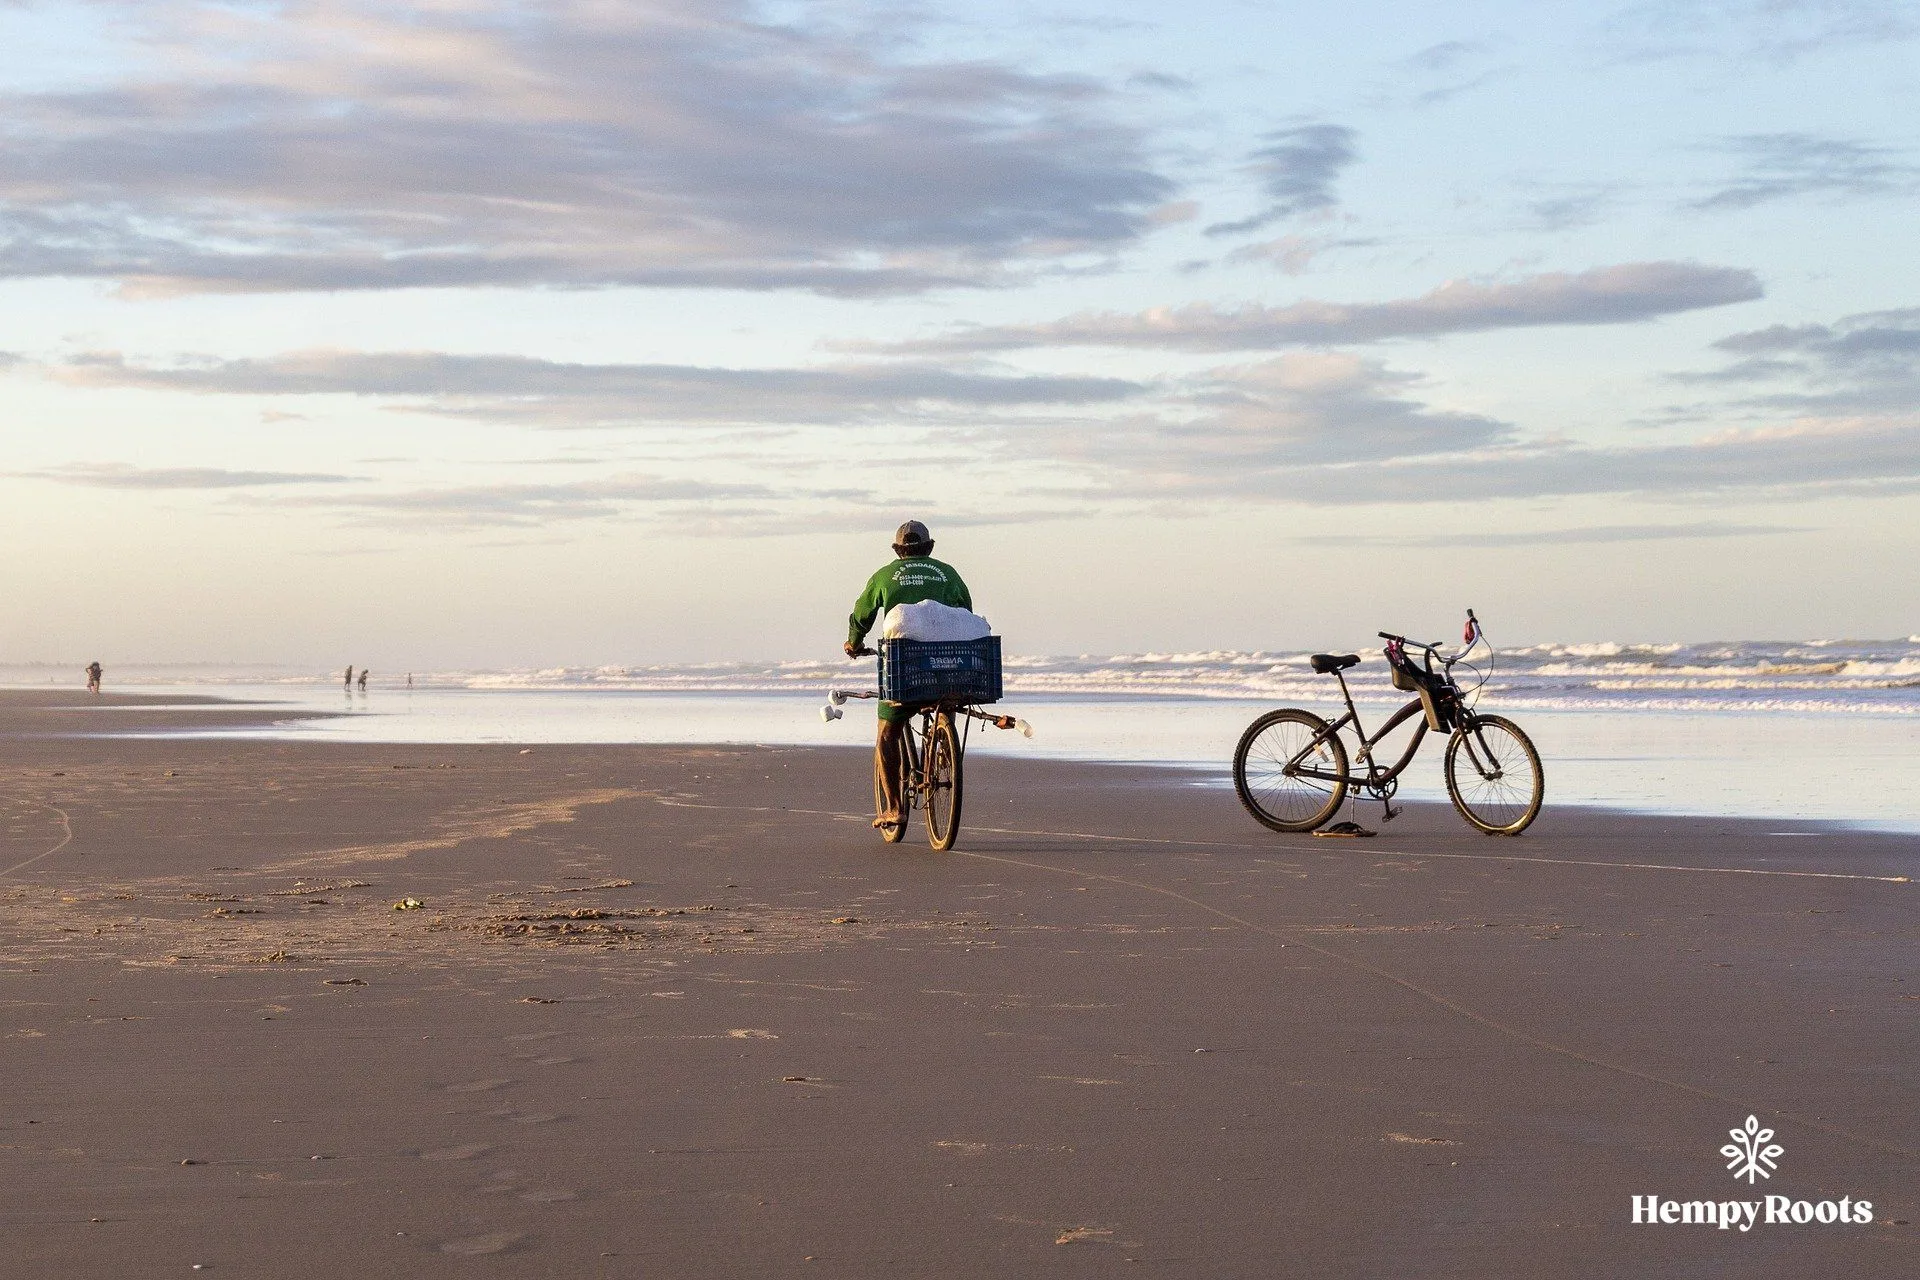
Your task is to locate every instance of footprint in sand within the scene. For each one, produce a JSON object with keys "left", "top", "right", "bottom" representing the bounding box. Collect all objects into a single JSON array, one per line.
[
  {"left": 421, "top": 1142, "right": 493, "bottom": 1161},
  {"left": 485, "top": 1107, "right": 563, "bottom": 1125},
  {"left": 438, "top": 1231, "right": 525, "bottom": 1256},
  {"left": 446, "top": 1078, "right": 514, "bottom": 1093}
]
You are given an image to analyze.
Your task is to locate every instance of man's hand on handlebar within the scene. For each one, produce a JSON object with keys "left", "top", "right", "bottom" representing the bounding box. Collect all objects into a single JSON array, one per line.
[{"left": 845, "top": 641, "right": 875, "bottom": 658}]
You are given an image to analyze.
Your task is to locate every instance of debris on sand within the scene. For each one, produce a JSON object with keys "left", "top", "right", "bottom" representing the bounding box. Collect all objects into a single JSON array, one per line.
[
  {"left": 393, "top": 898, "right": 425, "bottom": 911},
  {"left": 269, "top": 880, "right": 369, "bottom": 897}
]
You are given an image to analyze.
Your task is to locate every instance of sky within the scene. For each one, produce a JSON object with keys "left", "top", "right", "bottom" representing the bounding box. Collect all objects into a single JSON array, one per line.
[{"left": 0, "top": 0, "right": 1916, "bottom": 667}]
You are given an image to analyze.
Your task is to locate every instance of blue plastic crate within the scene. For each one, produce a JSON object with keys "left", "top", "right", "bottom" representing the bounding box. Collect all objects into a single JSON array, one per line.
[{"left": 879, "top": 637, "right": 1003, "bottom": 706}]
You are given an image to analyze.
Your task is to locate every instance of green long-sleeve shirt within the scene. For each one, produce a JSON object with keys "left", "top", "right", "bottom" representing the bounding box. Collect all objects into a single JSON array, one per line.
[{"left": 847, "top": 556, "right": 972, "bottom": 648}]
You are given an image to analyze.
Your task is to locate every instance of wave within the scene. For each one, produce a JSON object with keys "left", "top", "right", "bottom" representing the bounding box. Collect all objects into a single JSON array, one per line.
[{"left": 4, "top": 637, "right": 1917, "bottom": 716}]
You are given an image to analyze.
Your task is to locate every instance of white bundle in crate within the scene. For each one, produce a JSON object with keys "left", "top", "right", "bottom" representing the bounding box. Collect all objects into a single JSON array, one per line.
[{"left": 880, "top": 600, "right": 990, "bottom": 642}]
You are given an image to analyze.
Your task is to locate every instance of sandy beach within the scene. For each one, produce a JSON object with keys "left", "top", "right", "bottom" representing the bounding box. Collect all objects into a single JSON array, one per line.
[{"left": 2, "top": 689, "right": 1915, "bottom": 1277}]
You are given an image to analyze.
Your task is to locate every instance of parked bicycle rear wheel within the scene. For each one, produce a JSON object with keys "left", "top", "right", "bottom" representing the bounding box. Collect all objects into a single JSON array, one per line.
[
  {"left": 925, "top": 711, "right": 963, "bottom": 850},
  {"left": 1234, "top": 709, "right": 1348, "bottom": 832},
  {"left": 1444, "top": 714, "right": 1544, "bottom": 835},
  {"left": 874, "top": 735, "right": 907, "bottom": 843}
]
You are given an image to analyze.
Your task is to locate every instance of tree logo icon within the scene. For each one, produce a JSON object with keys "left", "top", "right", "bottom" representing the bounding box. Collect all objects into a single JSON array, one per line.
[{"left": 1721, "top": 1116, "right": 1783, "bottom": 1184}]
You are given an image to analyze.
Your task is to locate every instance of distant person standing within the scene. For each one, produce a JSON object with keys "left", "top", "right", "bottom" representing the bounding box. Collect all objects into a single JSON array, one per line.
[
  {"left": 357, "top": 668, "right": 370, "bottom": 692},
  {"left": 85, "top": 661, "right": 103, "bottom": 694},
  {"left": 406, "top": 673, "right": 414, "bottom": 689},
  {"left": 344, "top": 665, "right": 354, "bottom": 690}
]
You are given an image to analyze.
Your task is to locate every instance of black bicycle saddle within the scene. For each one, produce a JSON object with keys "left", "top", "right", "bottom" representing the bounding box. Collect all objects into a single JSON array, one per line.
[{"left": 1310, "top": 653, "right": 1361, "bottom": 674}]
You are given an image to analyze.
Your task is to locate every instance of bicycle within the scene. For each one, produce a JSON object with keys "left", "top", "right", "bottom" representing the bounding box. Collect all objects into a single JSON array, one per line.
[
  {"left": 1232, "top": 610, "right": 1545, "bottom": 836},
  {"left": 826, "top": 648, "right": 1031, "bottom": 851}
]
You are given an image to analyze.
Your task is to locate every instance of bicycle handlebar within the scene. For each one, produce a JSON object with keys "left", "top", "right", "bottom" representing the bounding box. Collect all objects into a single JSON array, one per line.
[{"left": 821, "top": 688, "right": 1033, "bottom": 737}]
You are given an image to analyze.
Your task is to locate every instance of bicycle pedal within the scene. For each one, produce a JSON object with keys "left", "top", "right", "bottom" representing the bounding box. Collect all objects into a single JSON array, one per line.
[{"left": 1381, "top": 803, "right": 1401, "bottom": 823}]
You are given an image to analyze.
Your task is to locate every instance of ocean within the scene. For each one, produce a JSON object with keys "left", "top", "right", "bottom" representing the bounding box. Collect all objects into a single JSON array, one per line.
[{"left": 6, "top": 637, "right": 1917, "bottom": 832}]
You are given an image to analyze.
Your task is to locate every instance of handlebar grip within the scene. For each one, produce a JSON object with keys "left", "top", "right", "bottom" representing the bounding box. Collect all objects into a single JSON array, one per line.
[{"left": 1378, "top": 631, "right": 1399, "bottom": 641}]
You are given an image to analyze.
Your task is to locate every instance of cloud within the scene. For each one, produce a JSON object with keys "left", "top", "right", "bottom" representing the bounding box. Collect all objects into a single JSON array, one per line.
[
  {"left": 1224, "top": 234, "right": 1379, "bottom": 275},
  {"left": 264, "top": 474, "right": 779, "bottom": 527},
  {"left": 13, "top": 463, "right": 358, "bottom": 489},
  {"left": 973, "top": 344, "right": 1920, "bottom": 507},
  {"left": 878, "top": 262, "right": 1764, "bottom": 354},
  {"left": 0, "top": 0, "right": 1173, "bottom": 296},
  {"left": 1317, "top": 419, "right": 1920, "bottom": 504},
  {"left": 1402, "top": 41, "right": 1487, "bottom": 73},
  {"left": 1035, "top": 411, "right": 1920, "bottom": 507},
  {"left": 1520, "top": 186, "right": 1618, "bottom": 231},
  {"left": 1694, "top": 133, "right": 1918, "bottom": 210},
  {"left": 253, "top": 473, "right": 1069, "bottom": 532},
  {"left": 993, "top": 353, "right": 1510, "bottom": 484},
  {"left": 57, "top": 350, "right": 1145, "bottom": 427},
  {"left": 1204, "top": 125, "right": 1357, "bottom": 236},
  {"left": 1684, "top": 306, "right": 1920, "bottom": 413},
  {"left": 1300, "top": 522, "right": 1806, "bottom": 547},
  {"left": 1610, "top": 0, "right": 1918, "bottom": 64}
]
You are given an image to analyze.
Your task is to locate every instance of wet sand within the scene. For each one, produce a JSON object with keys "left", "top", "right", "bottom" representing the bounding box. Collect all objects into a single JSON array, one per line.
[{"left": 1, "top": 689, "right": 1915, "bottom": 1277}]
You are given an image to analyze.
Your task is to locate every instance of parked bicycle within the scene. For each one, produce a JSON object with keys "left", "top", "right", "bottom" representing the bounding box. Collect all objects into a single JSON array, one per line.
[
  {"left": 1232, "top": 610, "right": 1544, "bottom": 836},
  {"left": 826, "top": 637, "right": 1031, "bottom": 851}
]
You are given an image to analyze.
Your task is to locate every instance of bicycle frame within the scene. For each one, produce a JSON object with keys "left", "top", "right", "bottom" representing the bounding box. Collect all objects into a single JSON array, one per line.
[
  {"left": 1293, "top": 657, "right": 1509, "bottom": 778},
  {"left": 896, "top": 706, "right": 949, "bottom": 808},
  {"left": 1286, "top": 669, "right": 1433, "bottom": 791}
]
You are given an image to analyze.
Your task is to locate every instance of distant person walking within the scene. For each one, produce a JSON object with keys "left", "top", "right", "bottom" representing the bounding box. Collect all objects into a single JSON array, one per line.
[
  {"left": 344, "top": 665, "right": 354, "bottom": 690},
  {"left": 357, "top": 668, "right": 370, "bottom": 692},
  {"left": 85, "top": 661, "right": 103, "bottom": 694},
  {"left": 406, "top": 673, "right": 414, "bottom": 689}
]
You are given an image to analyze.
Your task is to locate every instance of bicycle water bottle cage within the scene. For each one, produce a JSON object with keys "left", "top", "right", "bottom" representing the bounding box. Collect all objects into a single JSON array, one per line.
[{"left": 1310, "top": 653, "right": 1360, "bottom": 674}]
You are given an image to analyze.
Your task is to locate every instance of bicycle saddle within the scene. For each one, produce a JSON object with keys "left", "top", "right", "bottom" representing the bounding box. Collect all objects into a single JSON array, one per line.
[{"left": 1310, "top": 653, "right": 1360, "bottom": 674}]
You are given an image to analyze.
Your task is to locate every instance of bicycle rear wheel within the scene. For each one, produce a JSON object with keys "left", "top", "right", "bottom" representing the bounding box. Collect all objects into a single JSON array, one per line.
[
  {"left": 925, "top": 711, "right": 963, "bottom": 850},
  {"left": 1444, "top": 714, "right": 1544, "bottom": 835},
  {"left": 874, "top": 732, "right": 907, "bottom": 843},
  {"left": 1233, "top": 709, "right": 1348, "bottom": 832}
]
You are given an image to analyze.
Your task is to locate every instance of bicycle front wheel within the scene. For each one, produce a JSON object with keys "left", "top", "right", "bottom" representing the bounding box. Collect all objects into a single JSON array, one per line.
[
  {"left": 925, "top": 711, "right": 963, "bottom": 850},
  {"left": 1444, "top": 714, "right": 1544, "bottom": 835},
  {"left": 1233, "top": 709, "right": 1348, "bottom": 832}
]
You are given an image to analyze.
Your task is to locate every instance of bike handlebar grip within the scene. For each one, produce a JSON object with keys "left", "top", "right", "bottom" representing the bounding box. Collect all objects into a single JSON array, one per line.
[{"left": 1378, "top": 631, "right": 1398, "bottom": 641}]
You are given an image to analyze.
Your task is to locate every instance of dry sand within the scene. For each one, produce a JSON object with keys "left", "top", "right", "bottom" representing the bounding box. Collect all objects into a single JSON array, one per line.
[{"left": 1, "top": 689, "right": 1915, "bottom": 1277}]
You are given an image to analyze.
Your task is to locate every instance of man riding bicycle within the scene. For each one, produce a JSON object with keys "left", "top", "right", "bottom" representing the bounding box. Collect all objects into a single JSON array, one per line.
[{"left": 845, "top": 520, "right": 973, "bottom": 827}]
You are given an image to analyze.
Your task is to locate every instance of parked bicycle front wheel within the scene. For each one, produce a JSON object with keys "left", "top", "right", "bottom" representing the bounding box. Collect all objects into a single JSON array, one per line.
[
  {"left": 1444, "top": 714, "right": 1544, "bottom": 835},
  {"left": 1234, "top": 709, "right": 1348, "bottom": 832},
  {"left": 925, "top": 711, "right": 963, "bottom": 850}
]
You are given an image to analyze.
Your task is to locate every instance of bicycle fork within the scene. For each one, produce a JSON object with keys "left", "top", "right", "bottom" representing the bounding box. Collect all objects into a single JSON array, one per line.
[{"left": 1456, "top": 721, "right": 1504, "bottom": 782}]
